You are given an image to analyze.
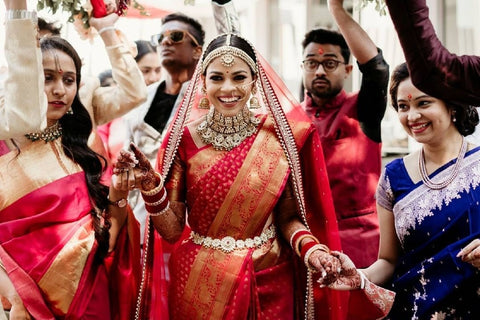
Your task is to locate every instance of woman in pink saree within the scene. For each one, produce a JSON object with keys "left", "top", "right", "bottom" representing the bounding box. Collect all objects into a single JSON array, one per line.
[
  {"left": 0, "top": 1, "right": 140, "bottom": 318},
  {"left": 122, "top": 33, "right": 348, "bottom": 320}
]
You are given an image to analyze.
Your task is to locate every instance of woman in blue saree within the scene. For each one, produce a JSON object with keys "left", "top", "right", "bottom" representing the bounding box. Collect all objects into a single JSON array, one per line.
[{"left": 321, "top": 62, "right": 480, "bottom": 319}]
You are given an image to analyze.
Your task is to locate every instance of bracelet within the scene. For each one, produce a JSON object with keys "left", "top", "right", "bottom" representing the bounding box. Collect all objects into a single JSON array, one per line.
[
  {"left": 145, "top": 193, "right": 169, "bottom": 213},
  {"left": 6, "top": 9, "right": 37, "bottom": 23},
  {"left": 358, "top": 270, "right": 367, "bottom": 290},
  {"left": 149, "top": 200, "right": 170, "bottom": 217},
  {"left": 141, "top": 173, "right": 164, "bottom": 196},
  {"left": 0, "top": 259, "right": 5, "bottom": 271},
  {"left": 98, "top": 26, "right": 116, "bottom": 35}
]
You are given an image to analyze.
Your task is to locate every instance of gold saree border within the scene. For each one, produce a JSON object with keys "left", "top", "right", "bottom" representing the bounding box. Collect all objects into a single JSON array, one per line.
[
  {"left": 0, "top": 140, "right": 81, "bottom": 208},
  {"left": 37, "top": 218, "right": 95, "bottom": 316}
]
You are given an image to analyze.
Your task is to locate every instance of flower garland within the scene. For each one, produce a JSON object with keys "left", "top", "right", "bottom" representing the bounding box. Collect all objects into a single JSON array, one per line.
[
  {"left": 359, "top": 0, "right": 387, "bottom": 16},
  {"left": 37, "top": 0, "right": 149, "bottom": 30}
]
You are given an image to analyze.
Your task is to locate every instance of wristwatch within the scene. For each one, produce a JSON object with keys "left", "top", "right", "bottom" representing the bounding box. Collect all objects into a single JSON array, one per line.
[{"left": 108, "top": 195, "right": 127, "bottom": 208}]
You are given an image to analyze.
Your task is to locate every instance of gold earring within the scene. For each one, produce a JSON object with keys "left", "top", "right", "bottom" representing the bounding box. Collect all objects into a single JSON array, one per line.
[
  {"left": 199, "top": 87, "right": 210, "bottom": 109},
  {"left": 66, "top": 108, "right": 74, "bottom": 115},
  {"left": 249, "top": 85, "right": 260, "bottom": 109}
]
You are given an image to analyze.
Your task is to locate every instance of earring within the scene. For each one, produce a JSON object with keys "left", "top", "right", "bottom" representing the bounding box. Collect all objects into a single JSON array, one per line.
[
  {"left": 199, "top": 87, "right": 210, "bottom": 109},
  {"left": 452, "top": 111, "right": 457, "bottom": 122},
  {"left": 249, "top": 85, "right": 260, "bottom": 109},
  {"left": 66, "top": 108, "right": 74, "bottom": 115}
]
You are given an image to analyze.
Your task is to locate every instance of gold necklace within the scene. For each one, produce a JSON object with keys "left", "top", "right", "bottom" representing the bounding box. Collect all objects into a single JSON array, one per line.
[
  {"left": 197, "top": 106, "right": 260, "bottom": 151},
  {"left": 25, "top": 122, "right": 62, "bottom": 143},
  {"left": 418, "top": 136, "right": 467, "bottom": 190}
]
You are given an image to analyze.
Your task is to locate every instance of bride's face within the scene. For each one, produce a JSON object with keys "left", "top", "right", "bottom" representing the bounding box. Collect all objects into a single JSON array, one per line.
[{"left": 202, "top": 55, "right": 255, "bottom": 117}]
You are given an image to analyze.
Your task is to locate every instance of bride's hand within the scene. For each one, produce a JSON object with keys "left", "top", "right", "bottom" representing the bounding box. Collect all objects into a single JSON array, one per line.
[
  {"left": 318, "top": 250, "right": 363, "bottom": 290},
  {"left": 129, "top": 142, "right": 161, "bottom": 192}
]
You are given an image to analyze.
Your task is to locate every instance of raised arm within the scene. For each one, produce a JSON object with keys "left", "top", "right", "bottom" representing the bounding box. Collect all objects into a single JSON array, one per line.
[
  {"left": 328, "top": 0, "right": 389, "bottom": 142},
  {"left": 211, "top": 0, "right": 240, "bottom": 34},
  {"left": 328, "top": 0, "right": 378, "bottom": 64},
  {"left": 385, "top": 0, "right": 480, "bottom": 106},
  {"left": 81, "top": 13, "right": 147, "bottom": 127},
  {"left": 0, "top": 0, "right": 47, "bottom": 139}
]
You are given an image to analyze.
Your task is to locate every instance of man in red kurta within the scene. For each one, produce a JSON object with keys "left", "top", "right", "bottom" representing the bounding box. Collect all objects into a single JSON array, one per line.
[{"left": 299, "top": 2, "right": 389, "bottom": 268}]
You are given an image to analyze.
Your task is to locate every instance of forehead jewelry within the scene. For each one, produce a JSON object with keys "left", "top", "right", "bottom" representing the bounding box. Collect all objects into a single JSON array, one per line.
[
  {"left": 220, "top": 34, "right": 234, "bottom": 67},
  {"left": 201, "top": 34, "right": 257, "bottom": 74}
]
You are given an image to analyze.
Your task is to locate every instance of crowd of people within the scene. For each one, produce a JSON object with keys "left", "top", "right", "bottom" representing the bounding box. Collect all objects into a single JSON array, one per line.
[{"left": 1, "top": 0, "right": 479, "bottom": 319}]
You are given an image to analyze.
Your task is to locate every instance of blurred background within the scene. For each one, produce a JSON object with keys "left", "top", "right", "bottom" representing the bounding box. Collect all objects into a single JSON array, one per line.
[{"left": 1, "top": 0, "right": 479, "bottom": 155}]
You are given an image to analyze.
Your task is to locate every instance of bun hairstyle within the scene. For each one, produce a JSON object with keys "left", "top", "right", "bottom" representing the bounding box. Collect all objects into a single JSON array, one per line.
[{"left": 389, "top": 62, "right": 479, "bottom": 137}]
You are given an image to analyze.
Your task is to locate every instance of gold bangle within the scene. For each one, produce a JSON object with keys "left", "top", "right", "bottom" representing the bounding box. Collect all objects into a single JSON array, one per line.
[{"left": 141, "top": 172, "right": 164, "bottom": 196}]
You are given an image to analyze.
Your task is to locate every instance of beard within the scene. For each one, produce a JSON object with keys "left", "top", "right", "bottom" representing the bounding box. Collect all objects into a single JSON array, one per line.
[{"left": 308, "top": 78, "right": 342, "bottom": 100}]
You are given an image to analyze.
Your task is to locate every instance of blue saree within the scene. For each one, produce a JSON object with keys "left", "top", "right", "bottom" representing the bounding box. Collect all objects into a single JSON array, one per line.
[{"left": 376, "top": 146, "right": 480, "bottom": 320}]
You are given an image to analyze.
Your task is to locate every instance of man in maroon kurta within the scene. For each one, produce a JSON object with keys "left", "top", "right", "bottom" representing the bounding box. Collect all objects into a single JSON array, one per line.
[{"left": 299, "top": 1, "right": 389, "bottom": 268}]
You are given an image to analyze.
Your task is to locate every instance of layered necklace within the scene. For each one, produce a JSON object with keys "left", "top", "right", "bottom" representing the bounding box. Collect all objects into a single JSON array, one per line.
[
  {"left": 197, "top": 106, "right": 260, "bottom": 151},
  {"left": 25, "top": 122, "right": 62, "bottom": 142},
  {"left": 418, "top": 136, "right": 467, "bottom": 190}
]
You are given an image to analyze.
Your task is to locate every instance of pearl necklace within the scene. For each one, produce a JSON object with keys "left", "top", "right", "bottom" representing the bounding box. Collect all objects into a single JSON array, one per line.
[
  {"left": 418, "top": 137, "right": 467, "bottom": 190},
  {"left": 25, "top": 122, "right": 62, "bottom": 143},
  {"left": 197, "top": 106, "right": 260, "bottom": 151}
]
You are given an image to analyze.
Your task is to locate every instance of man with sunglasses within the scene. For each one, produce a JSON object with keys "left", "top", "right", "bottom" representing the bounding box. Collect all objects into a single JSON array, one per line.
[{"left": 300, "top": 0, "right": 389, "bottom": 270}]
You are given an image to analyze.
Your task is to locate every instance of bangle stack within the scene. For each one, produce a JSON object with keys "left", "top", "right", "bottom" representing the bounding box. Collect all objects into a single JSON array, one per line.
[
  {"left": 141, "top": 174, "right": 169, "bottom": 217},
  {"left": 290, "top": 228, "right": 319, "bottom": 256}
]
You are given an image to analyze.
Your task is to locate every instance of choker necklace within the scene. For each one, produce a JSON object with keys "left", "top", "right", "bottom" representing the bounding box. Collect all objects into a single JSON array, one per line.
[
  {"left": 197, "top": 106, "right": 260, "bottom": 151},
  {"left": 418, "top": 136, "right": 467, "bottom": 190},
  {"left": 25, "top": 122, "right": 63, "bottom": 143}
]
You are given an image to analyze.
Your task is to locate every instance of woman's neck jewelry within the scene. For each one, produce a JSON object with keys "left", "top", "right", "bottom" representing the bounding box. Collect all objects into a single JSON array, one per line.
[
  {"left": 25, "top": 122, "right": 62, "bottom": 143},
  {"left": 197, "top": 106, "right": 260, "bottom": 151},
  {"left": 418, "top": 136, "right": 467, "bottom": 190}
]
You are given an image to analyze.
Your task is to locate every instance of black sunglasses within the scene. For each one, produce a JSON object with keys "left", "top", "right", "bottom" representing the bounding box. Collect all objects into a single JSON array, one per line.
[{"left": 151, "top": 29, "right": 200, "bottom": 47}]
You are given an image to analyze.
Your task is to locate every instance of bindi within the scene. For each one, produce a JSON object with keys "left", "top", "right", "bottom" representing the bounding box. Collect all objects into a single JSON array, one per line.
[
  {"left": 317, "top": 48, "right": 324, "bottom": 55},
  {"left": 407, "top": 94, "right": 412, "bottom": 101}
]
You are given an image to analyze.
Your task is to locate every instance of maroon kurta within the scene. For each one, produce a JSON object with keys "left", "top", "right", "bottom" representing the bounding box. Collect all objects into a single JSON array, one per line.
[{"left": 301, "top": 90, "right": 380, "bottom": 268}]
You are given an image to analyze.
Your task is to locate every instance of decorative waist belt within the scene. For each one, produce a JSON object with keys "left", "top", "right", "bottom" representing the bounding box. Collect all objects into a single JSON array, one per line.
[{"left": 190, "top": 225, "right": 276, "bottom": 253}]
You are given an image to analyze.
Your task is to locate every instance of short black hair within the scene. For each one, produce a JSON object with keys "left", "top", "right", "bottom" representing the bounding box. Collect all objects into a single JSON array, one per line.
[
  {"left": 162, "top": 12, "right": 205, "bottom": 47},
  {"left": 135, "top": 40, "right": 157, "bottom": 62},
  {"left": 38, "top": 17, "right": 62, "bottom": 35},
  {"left": 302, "top": 28, "right": 350, "bottom": 63}
]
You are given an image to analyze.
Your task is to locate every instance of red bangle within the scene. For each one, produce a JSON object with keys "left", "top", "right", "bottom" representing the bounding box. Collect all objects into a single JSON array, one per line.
[
  {"left": 290, "top": 229, "right": 311, "bottom": 248},
  {"left": 300, "top": 241, "right": 317, "bottom": 261},
  {"left": 142, "top": 186, "right": 166, "bottom": 203}
]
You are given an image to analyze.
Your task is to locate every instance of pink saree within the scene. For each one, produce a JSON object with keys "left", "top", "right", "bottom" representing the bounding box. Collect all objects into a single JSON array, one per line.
[{"left": 0, "top": 140, "right": 140, "bottom": 320}]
